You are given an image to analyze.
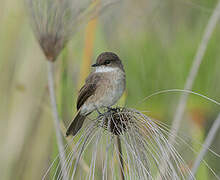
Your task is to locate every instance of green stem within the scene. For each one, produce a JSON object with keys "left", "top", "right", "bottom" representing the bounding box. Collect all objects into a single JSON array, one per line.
[{"left": 190, "top": 113, "right": 220, "bottom": 179}]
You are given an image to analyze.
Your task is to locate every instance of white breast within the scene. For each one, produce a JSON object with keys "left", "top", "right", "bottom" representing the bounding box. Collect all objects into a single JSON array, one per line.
[
  {"left": 96, "top": 66, "right": 125, "bottom": 107},
  {"left": 81, "top": 66, "right": 125, "bottom": 114},
  {"left": 95, "top": 66, "right": 117, "bottom": 73}
]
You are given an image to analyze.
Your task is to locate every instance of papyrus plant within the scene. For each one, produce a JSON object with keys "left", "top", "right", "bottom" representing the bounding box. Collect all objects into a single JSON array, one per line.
[
  {"left": 27, "top": 0, "right": 117, "bottom": 61},
  {"left": 26, "top": 0, "right": 120, "bottom": 179},
  {"left": 44, "top": 107, "right": 195, "bottom": 180}
]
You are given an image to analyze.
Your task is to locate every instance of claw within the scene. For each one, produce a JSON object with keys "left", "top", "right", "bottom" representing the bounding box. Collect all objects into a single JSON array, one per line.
[
  {"left": 107, "top": 106, "right": 117, "bottom": 112},
  {"left": 95, "top": 106, "right": 102, "bottom": 115}
]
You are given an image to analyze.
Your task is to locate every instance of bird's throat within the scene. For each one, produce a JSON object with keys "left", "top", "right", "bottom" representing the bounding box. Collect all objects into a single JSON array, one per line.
[{"left": 95, "top": 66, "right": 118, "bottom": 73}]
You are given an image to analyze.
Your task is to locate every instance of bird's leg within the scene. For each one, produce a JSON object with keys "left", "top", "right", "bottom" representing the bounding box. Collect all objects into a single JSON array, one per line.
[
  {"left": 106, "top": 106, "right": 118, "bottom": 113},
  {"left": 94, "top": 106, "right": 104, "bottom": 120},
  {"left": 95, "top": 107, "right": 102, "bottom": 115}
]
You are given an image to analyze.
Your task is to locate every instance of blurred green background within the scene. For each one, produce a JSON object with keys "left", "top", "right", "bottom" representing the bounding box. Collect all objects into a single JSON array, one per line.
[{"left": 0, "top": 0, "right": 219, "bottom": 179}]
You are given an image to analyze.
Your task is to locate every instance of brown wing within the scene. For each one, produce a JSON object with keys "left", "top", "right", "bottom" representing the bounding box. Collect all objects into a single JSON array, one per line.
[{"left": 76, "top": 73, "right": 101, "bottom": 110}]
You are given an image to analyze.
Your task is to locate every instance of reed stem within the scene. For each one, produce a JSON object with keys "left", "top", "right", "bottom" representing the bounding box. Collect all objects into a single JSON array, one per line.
[
  {"left": 189, "top": 113, "right": 220, "bottom": 179},
  {"left": 169, "top": 0, "right": 220, "bottom": 146},
  {"left": 47, "top": 61, "right": 68, "bottom": 179},
  {"left": 156, "top": 2, "right": 220, "bottom": 177}
]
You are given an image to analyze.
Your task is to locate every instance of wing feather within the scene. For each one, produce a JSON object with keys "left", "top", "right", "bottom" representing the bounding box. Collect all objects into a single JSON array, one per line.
[{"left": 76, "top": 73, "right": 101, "bottom": 110}]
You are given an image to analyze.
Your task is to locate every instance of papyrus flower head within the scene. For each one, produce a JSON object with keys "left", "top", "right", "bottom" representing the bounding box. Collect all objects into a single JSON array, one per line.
[
  {"left": 45, "top": 107, "right": 195, "bottom": 180},
  {"left": 27, "top": 0, "right": 117, "bottom": 61}
]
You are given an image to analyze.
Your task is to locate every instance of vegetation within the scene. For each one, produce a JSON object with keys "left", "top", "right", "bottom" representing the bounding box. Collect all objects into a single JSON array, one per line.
[{"left": 0, "top": 0, "right": 219, "bottom": 179}]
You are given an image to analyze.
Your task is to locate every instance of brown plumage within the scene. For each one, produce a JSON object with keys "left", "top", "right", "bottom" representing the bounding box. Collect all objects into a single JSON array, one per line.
[
  {"left": 66, "top": 52, "right": 126, "bottom": 136},
  {"left": 66, "top": 74, "right": 101, "bottom": 136},
  {"left": 77, "top": 73, "right": 101, "bottom": 110}
]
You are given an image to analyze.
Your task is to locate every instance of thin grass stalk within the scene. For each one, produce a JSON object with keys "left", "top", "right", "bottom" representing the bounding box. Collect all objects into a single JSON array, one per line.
[
  {"left": 140, "top": 89, "right": 220, "bottom": 106},
  {"left": 169, "top": 0, "right": 220, "bottom": 146},
  {"left": 163, "top": 3, "right": 220, "bottom": 175},
  {"left": 189, "top": 113, "right": 220, "bottom": 179},
  {"left": 47, "top": 61, "right": 68, "bottom": 179},
  {"left": 156, "top": 3, "right": 220, "bottom": 178},
  {"left": 60, "top": 121, "right": 90, "bottom": 173},
  {"left": 47, "top": 107, "right": 198, "bottom": 179},
  {"left": 116, "top": 136, "right": 125, "bottom": 180},
  {"left": 190, "top": 114, "right": 208, "bottom": 179}
]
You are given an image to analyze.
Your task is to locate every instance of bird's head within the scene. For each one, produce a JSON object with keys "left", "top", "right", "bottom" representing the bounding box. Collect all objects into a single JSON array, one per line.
[{"left": 92, "top": 52, "right": 124, "bottom": 71}]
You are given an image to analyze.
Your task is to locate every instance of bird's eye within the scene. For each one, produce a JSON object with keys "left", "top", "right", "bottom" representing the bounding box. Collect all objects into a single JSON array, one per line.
[{"left": 105, "top": 60, "right": 111, "bottom": 65}]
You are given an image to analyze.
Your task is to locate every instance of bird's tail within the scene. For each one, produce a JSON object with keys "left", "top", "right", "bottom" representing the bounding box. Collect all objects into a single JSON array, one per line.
[{"left": 66, "top": 110, "right": 86, "bottom": 137}]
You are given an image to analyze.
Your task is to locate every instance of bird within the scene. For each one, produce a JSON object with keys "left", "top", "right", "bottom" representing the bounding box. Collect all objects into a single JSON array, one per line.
[{"left": 66, "top": 52, "right": 126, "bottom": 136}]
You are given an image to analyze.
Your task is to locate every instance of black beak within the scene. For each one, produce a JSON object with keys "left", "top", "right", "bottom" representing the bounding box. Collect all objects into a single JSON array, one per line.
[{"left": 91, "top": 63, "right": 98, "bottom": 67}]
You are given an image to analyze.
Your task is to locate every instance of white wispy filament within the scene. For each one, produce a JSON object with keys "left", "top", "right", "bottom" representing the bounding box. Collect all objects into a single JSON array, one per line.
[{"left": 44, "top": 108, "right": 198, "bottom": 180}]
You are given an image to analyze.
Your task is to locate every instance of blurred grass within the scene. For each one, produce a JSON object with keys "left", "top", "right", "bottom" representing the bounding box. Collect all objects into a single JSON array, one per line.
[{"left": 0, "top": 0, "right": 219, "bottom": 179}]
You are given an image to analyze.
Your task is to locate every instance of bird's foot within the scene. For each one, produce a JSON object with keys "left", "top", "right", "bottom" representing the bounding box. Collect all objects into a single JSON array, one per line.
[
  {"left": 96, "top": 108, "right": 102, "bottom": 115},
  {"left": 106, "top": 106, "right": 118, "bottom": 113},
  {"left": 95, "top": 107, "right": 104, "bottom": 119}
]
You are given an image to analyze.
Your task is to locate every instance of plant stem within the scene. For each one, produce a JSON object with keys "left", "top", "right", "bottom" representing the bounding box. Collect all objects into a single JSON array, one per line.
[
  {"left": 189, "top": 113, "right": 220, "bottom": 179},
  {"left": 169, "top": 0, "right": 220, "bottom": 147},
  {"left": 157, "top": 1, "right": 220, "bottom": 179},
  {"left": 60, "top": 121, "right": 90, "bottom": 173},
  {"left": 116, "top": 136, "right": 125, "bottom": 180},
  {"left": 169, "top": 3, "right": 220, "bottom": 174},
  {"left": 47, "top": 61, "right": 68, "bottom": 179}
]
